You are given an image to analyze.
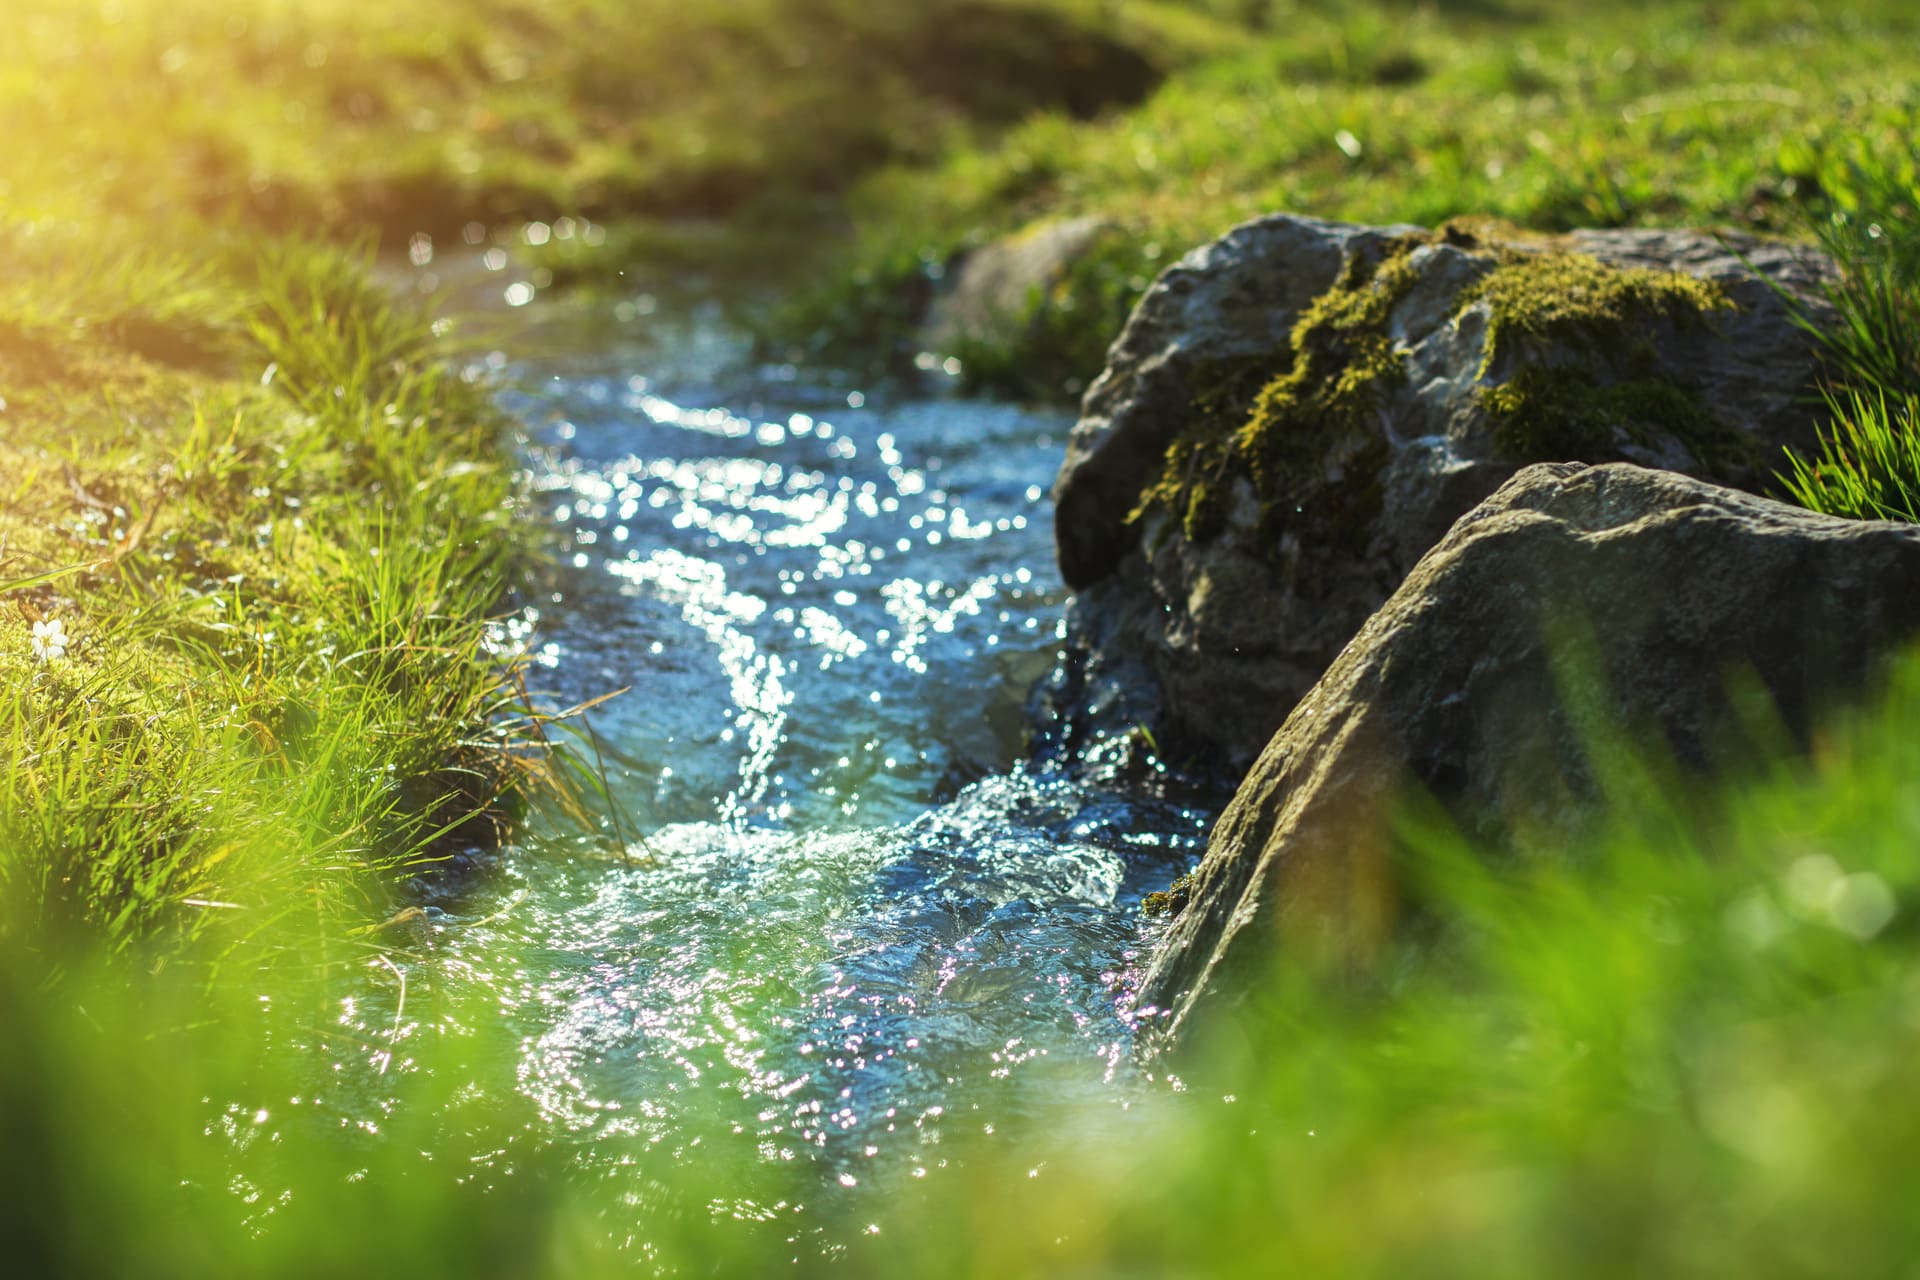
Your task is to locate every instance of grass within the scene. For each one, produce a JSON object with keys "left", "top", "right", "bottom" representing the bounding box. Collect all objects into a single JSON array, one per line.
[
  {"left": 780, "top": 0, "right": 1920, "bottom": 396},
  {"left": 0, "top": 223, "right": 557, "bottom": 964},
  {"left": 1777, "top": 153, "right": 1920, "bottom": 518},
  {"left": 855, "top": 654, "right": 1920, "bottom": 1278},
  {"left": 1783, "top": 386, "right": 1920, "bottom": 519},
  {"left": 14, "top": 0, "right": 1917, "bottom": 391}
]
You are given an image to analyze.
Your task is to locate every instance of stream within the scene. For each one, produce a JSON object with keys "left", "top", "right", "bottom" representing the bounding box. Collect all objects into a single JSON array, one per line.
[{"left": 332, "top": 294, "right": 1225, "bottom": 1257}]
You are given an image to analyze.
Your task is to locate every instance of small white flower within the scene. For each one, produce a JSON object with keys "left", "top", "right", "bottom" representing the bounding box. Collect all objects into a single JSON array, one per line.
[{"left": 30, "top": 618, "right": 69, "bottom": 662}]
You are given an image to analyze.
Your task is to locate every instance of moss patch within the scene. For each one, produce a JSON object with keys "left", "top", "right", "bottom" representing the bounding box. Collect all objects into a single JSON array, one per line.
[
  {"left": 1461, "top": 250, "right": 1748, "bottom": 468},
  {"left": 1459, "top": 250, "right": 1734, "bottom": 378},
  {"left": 1478, "top": 364, "right": 1753, "bottom": 468},
  {"left": 1237, "top": 242, "right": 1421, "bottom": 487},
  {"left": 1143, "top": 870, "right": 1197, "bottom": 918},
  {"left": 1128, "top": 354, "right": 1277, "bottom": 543},
  {"left": 1128, "top": 237, "right": 1750, "bottom": 547},
  {"left": 1128, "top": 233, "right": 1428, "bottom": 544}
]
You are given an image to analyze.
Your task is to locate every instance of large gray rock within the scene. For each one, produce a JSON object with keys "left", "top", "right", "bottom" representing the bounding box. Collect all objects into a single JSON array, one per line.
[
  {"left": 1042, "top": 214, "right": 1835, "bottom": 768},
  {"left": 1140, "top": 463, "right": 1920, "bottom": 1038}
]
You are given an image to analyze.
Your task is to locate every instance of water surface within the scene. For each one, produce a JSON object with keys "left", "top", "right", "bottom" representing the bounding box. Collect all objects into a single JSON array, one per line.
[{"left": 362, "top": 302, "right": 1221, "bottom": 1251}]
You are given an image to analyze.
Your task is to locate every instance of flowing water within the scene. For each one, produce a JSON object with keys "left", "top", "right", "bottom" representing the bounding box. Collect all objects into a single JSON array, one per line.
[{"left": 336, "top": 299, "right": 1224, "bottom": 1255}]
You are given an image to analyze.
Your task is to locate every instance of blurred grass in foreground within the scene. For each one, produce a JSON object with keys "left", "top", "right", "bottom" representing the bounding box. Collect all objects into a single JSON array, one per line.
[
  {"left": 859, "top": 659, "right": 1920, "bottom": 1278},
  {"left": 10, "top": 643, "right": 1920, "bottom": 1276}
]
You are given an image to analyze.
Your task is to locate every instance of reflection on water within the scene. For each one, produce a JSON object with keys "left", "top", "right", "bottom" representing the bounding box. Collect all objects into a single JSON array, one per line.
[
  {"left": 351, "top": 306, "right": 1220, "bottom": 1248},
  {"left": 513, "top": 326, "right": 1084, "bottom": 830}
]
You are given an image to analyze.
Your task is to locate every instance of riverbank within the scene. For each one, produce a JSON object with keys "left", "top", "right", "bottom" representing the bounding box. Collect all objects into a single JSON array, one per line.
[
  {"left": 0, "top": 229, "right": 548, "bottom": 961},
  {"left": 771, "top": 0, "right": 1920, "bottom": 396}
]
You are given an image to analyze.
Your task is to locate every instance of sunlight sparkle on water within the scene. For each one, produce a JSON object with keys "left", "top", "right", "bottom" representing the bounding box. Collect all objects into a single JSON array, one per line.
[{"left": 315, "top": 317, "right": 1223, "bottom": 1248}]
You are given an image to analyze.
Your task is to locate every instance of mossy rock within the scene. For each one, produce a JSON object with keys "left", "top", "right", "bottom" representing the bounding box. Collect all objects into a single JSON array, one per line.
[
  {"left": 1044, "top": 214, "right": 1835, "bottom": 769},
  {"left": 1128, "top": 233, "right": 1749, "bottom": 555}
]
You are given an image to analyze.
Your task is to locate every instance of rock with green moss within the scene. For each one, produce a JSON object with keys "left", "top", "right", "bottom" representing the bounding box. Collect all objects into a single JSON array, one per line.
[{"left": 1039, "top": 214, "right": 1834, "bottom": 770}]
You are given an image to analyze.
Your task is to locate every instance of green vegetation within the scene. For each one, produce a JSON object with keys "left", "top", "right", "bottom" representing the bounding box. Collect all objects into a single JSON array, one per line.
[
  {"left": 1141, "top": 868, "right": 1196, "bottom": 917},
  {"left": 5, "top": 0, "right": 1228, "bottom": 240},
  {"left": 1459, "top": 248, "right": 1748, "bottom": 469},
  {"left": 1784, "top": 388, "right": 1920, "bottom": 520},
  {"left": 1478, "top": 365, "right": 1730, "bottom": 463},
  {"left": 1778, "top": 165, "right": 1920, "bottom": 519},
  {"left": 810, "top": 0, "right": 1920, "bottom": 395},
  {"left": 861, "top": 653, "right": 1920, "bottom": 1276},
  {"left": 1459, "top": 250, "right": 1732, "bottom": 376},
  {"left": 0, "top": 232, "right": 558, "bottom": 961}
]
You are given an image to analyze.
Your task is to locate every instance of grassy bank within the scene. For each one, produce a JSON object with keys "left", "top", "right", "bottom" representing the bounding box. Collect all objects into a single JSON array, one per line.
[
  {"left": 0, "top": 228, "right": 548, "bottom": 963},
  {"left": 6, "top": 0, "right": 1234, "bottom": 239},
  {"left": 783, "top": 0, "right": 1920, "bottom": 396}
]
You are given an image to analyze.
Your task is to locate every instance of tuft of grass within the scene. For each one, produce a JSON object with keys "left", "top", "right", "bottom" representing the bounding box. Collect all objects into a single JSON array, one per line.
[
  {"left": 1782, "top": 387, "right": 1920, "bottom": 521},
  {"left": 1774, "top": 150, "right": 1920, "bottom": 521},
  {"left": 0, "top": 222, "right": 560, "bottom": 965}
]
